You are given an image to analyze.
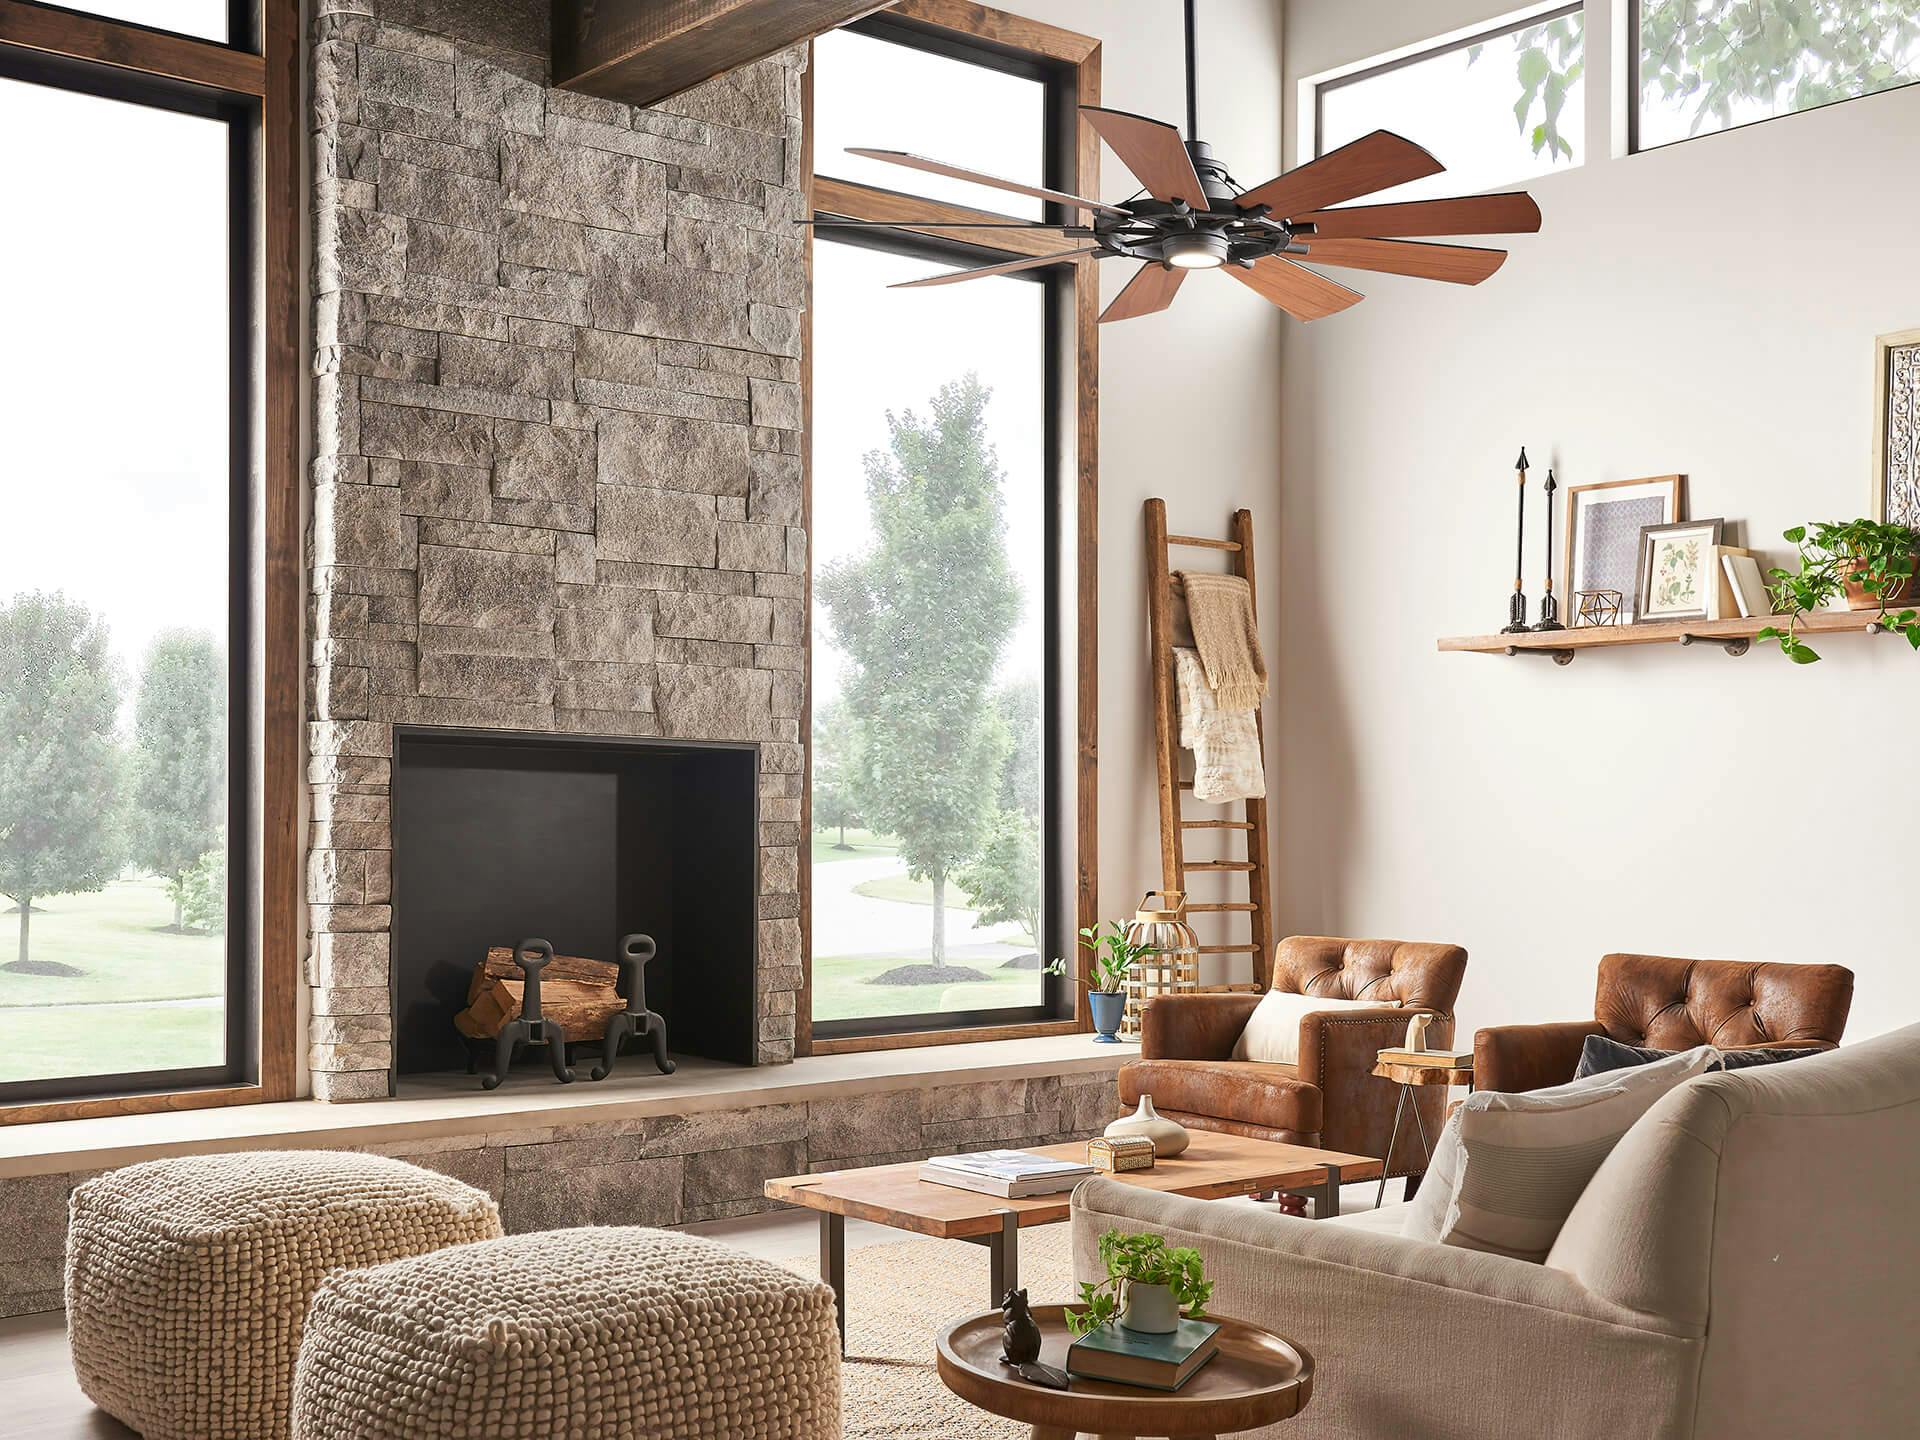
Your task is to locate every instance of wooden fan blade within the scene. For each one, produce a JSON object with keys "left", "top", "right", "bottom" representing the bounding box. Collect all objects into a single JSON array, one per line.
[
  {"left": 845, "top": 148, "right": 1132, "bottom": 217},
  {"left": 1226, "top": 256, "right": 1363, "bottom": 321},
  {"left": 1080, "top": 106, "right": 1208, "bottom": 207},
  {"left": 1236, "top": 131, "right": 1444, "bottom": 217},
  {"left": 891, "top": 246, "right": 1104, "bottom": 289},
  {"left": 1099, "top": 262, "right": 1186, "bottom": 323},
  {"left": 1295, "top": 191, "right": 1542, "bottom": 239},
  {"left": 1290, "top": 237, "right": 1507, "bottom": 285}
]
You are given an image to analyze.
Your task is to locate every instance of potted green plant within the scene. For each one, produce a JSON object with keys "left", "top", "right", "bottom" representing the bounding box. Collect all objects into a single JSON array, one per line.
[
  {"left": 1046, "top": 922, "right": 1154, "bottom": 1044},
  {"left": 1066, "top": 1229, "right": 1214, "bottom": 1337},
  {"left": 1758, "top": 519, "right": 1920, "bottom": 662}
]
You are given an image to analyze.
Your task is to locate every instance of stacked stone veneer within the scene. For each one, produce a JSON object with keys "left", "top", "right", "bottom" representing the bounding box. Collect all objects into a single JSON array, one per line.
[
  {"left": 307, "top": 2, "right": 807, "bottom": 1097},
  {"left": 0, "top": 1067, "right": 1121, "bottom": 1317}
]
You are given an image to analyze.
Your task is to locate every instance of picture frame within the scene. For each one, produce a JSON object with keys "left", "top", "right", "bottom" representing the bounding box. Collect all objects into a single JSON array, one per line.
[
  {"left": 1562, "top": 475, "right": 1686, "bottom": 625},
  {"left": 1635, "top": 518, "right": 1725, "bottom": 623},
  {"left": 1871, "top": 326, "right": 1920, "bottom": 527}
]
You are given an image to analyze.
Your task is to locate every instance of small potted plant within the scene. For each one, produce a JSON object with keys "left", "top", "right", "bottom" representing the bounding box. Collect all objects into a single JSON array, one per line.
[
  {"left": 1759, "top": 518, "right": 1920, "bottom": 662},
  {"left": 1046, "top": 922, "right": 1153, "bottom": 1043},
  {"left": 1066, "top": 1229, "right": 1214, "bottom": 1336}
]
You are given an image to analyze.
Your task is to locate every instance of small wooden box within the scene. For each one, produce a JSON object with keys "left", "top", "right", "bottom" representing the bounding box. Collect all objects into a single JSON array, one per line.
[{"left": 1087, "top": 1134, "right": 1156, "bottom": 1173}]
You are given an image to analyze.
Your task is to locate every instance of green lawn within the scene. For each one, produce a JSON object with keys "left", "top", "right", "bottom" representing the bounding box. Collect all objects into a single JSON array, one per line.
[
  {"left": 850, "top": 871, "right": 982, "bottom": 907},
  {"left": 809, "top": 951, "right": 1043, "bottom": 1022},
  {"left": 0, "top": 877, "right": 227, "bottom": 1084},
  {"left": 810, "top": 827, "right": 898, "bottom": 864}
]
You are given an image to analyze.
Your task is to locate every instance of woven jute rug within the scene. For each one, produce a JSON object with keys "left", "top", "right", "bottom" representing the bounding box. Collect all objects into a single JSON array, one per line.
[{"left": 773, "top": 1226, "right": 1076, "bottom": 1440}]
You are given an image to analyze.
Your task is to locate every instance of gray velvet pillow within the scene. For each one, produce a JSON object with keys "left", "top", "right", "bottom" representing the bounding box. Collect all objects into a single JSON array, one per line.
[{"left": 1573, "top": 1034, "right": 1821, "bottom": 1079}]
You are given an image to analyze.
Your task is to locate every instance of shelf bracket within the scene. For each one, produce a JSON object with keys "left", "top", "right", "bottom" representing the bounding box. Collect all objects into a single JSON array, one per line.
[
  {"left": 1678, "top": 633, "right": 1750, "bottom": 656},
  {"left": 1504, "top": 644, "right": 1574, "bottom": 666}
]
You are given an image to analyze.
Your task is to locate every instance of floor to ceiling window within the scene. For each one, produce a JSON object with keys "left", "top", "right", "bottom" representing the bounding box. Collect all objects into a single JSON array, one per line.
[
  {"left": 805, "top": 6, "right": 1097, "bottom": 1046},
  {"left": 0, "top": 1, "right": 299, "bottom": 1117}
]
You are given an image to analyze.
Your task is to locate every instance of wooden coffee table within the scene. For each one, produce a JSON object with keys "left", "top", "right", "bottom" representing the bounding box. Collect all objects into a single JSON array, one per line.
[
  {"left": 937, "top": 1303, "right": 1313, "bottom": 1439},
  {"left": 764, "top": 1132, "right": 1377, "bottom": 1349}
]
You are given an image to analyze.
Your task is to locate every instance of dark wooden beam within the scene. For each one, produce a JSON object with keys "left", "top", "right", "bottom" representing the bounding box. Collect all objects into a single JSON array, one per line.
[{"left": 553, "top": 0, "right": 893, "bottom": 107}]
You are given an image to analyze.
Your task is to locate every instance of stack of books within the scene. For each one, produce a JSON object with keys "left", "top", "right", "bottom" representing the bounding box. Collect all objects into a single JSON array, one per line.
[
  {"left": 917, "top": 1149, "right": 1096, "bottom": 1198},
  {"left": 1378, "top": 1046, "right": 1473, "bottom": 1068},
  {"left": 1066, "top": 1316, "right": 1221, "bottom": 1391}
]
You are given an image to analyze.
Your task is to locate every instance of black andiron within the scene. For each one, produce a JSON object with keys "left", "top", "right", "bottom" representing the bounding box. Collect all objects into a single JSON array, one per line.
[
  {"left": 593, "top": 932, "right": 676, "bottom": 1080},
  {"left": 478, "top": 933, "right": 673, "bottom": 1089},
  {"left": 482, "top": 937, "right": 575, "bottom": 1089}
]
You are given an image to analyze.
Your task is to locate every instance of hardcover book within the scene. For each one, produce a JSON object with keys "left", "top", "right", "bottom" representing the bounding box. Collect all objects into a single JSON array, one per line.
[
  {"left": 1065, "top": 1317, "right": 1221, "bottom": 1391},
  {"left": 917, "top": 1149, "right": 1096, "bottom": 1198}
]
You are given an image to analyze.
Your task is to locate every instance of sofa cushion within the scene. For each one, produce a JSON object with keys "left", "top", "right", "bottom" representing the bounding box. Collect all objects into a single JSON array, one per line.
[
  {"left": 1120, "top": 1058, "right": 1323, "bottom": 1135},
  {"left": 1324, "top": 1200, "right": 1413, "bottom": 1236},
  {"left": 1232, "top": 989, "right": 1387, "bottom": 1064},
  {"left": 1573, "top": 1034, "right": 1824, "bottom": 1079},
  {"left": 1431, "top": 1046, "right": 1718, "bottom": 1262}
]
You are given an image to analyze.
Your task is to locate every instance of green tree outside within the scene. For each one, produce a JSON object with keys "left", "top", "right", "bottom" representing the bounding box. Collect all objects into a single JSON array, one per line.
[
  {"left": 957, "top": 806, "right": 1040, "bottom": 948},
  {"left": 816, "top": 374, "right": 1020, "bottom": 965},
  {"left": 0, "top": 592, "right": 125, "bottom": 966},
  {"left": 131, "top": 629, "right": 226, "bottom": 932},
  {"left": 811, "top": 696, "right": 865, "bottom": 849}
]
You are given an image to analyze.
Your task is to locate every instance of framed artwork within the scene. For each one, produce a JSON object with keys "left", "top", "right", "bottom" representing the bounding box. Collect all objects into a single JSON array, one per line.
[
  {"left": 1563, "top": 475, "right": 1685, "bottom": 625},
  {"left": 1872, "top": 327, "right": 1920, "bottom": 526},
  {"left": 1635, "top": 518, "right": 1724, "bottom": 623}
]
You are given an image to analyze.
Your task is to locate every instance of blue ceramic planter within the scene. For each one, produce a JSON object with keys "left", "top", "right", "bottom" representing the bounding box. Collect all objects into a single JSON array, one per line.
[{"left": 1089, "top": 990, "right": 1125, "bottom": 1043}]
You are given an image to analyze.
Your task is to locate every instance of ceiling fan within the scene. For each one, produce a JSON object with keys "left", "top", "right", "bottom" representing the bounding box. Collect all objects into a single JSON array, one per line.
[{"left": 808, "top": 0, "right": 1541, "bottom": 323}]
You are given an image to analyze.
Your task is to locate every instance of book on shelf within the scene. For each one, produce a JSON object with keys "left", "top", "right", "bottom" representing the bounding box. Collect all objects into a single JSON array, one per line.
[
  {"left": 917, "top": 1149, "right": 1096, "bottom": 1198},
  {"left": 1066, "top": 1316, "right": 1222, "bottom": 1392},
  {"left": 1721, "top": 552, "right": 1772, "bottom": 620},
  {"left": 1705, "top": 545, "right": 1754, "bottom": 620},
  {"left": 1377, "top": 1047, "right": 1473, "bottom": 1068}
]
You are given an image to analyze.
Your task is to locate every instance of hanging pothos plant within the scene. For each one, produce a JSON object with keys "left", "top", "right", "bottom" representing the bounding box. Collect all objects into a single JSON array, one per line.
[{"left": 1758, "top": 519, "right": 1920, "bottom": 663}]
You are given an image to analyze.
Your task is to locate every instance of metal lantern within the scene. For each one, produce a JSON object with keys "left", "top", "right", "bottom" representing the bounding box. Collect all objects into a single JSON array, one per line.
[{"left": 1122, "top": 890, "right": 1201, "bottom": 1037}]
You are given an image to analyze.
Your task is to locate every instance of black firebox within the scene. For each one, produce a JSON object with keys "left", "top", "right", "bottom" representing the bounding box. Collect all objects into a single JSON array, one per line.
[{"left": 391, "top": 727, "right": 759, "bottom": 1076}]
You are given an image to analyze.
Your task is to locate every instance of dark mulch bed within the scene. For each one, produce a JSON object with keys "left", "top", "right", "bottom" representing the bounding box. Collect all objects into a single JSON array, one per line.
[
  {"left": 869, "top": 963, "right": 990, "bottom": 986},
  {"left": 999, "top": 953, "right": 1041, "bottom": 970},
  {"left": 1, "top": 958, "right": 86, "bottom": 977}
]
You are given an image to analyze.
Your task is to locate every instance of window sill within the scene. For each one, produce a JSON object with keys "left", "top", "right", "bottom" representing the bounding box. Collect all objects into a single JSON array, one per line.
[{"left": 807, "top": 1016, "right": 1086, "bottom": 1055}]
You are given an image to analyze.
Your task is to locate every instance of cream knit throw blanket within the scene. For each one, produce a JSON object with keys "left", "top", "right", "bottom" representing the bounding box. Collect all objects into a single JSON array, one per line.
[
  {"left": 1175, "top": 647, "right": 1265, "bottom": 803},
  {"left": 1178, "top": 571, "right": 1268, "bottom": 709}
]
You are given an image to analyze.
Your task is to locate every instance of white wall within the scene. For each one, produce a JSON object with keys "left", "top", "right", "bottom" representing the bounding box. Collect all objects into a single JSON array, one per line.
[
  {"left": 1278, "top": 0, "right": 1920, "bottom": 1039},
  {"left": 1012, "top": 0, "right": 1288, "bottom": 969}
]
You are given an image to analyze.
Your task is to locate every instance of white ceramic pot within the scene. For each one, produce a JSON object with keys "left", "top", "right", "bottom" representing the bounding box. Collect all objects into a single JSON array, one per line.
[
  {"left": 1120, "top": 1281, "right": 1180, "bottom": 1335},
  {"left": 1104, "top": 1094, "right": 1191, "bottom": 1158}
]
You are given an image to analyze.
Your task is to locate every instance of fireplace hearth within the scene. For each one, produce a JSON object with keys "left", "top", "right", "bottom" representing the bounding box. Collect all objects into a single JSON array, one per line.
[{"left": 391, "top": 728, "right": 759, "bottom": 1080}]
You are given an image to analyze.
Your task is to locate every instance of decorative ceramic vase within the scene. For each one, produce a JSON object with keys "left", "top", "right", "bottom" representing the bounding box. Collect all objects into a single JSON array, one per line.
[
  {"left": 1088, "top": 990, "right": 1126, "bottom": 1043},
  {"left": 1120, "top": 1281, "right": 1180, "bottom": 1335},
  {"left": 1104, "top": 1093, "right": 1190, "bottom": 1158}
]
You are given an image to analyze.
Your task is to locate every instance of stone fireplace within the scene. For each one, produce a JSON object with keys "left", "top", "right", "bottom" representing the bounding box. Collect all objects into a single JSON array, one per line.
[{"left": 305, "top": 1, "right": 806, "bottom": 1099}]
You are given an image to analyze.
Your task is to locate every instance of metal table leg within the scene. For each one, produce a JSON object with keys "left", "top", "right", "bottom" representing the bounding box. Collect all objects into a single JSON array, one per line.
[
  {"left": 1374, "top": 1085, "right": 1409, "bottom": 1209},
  {"left": 819, "top": 1211, "right": 846, "bottom": 1354},
  {"left": 986, "top": 1208, "right": 1020, "bottom": 1306},
  {"left": 1317, "top": 1163, "right": 1343, "bottom": 1219}
]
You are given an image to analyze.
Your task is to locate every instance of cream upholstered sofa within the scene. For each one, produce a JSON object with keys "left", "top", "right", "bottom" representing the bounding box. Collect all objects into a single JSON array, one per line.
[{"left": 1071, "top": 1022, "right": 1920, "bottom": 1440}]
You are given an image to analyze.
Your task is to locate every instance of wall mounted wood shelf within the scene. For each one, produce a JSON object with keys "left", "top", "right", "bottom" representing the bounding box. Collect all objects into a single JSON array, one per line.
[{"left": 1438, "top": 609, "right": 1897, "bottom": 665}]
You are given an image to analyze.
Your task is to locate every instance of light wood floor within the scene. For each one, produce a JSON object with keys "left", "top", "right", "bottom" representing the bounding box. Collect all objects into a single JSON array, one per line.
[{"left": 0, "top": 1184, "right": 1396, "bottom": 1437}]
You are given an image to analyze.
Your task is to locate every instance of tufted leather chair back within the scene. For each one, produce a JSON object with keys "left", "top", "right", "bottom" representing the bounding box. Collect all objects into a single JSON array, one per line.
[
  {"left": 1594, "top": 953, "right": 1853, "bottom": 1051},
  {"left": 1270, "top": 936, "right": 1468, "bottom": 1015}
]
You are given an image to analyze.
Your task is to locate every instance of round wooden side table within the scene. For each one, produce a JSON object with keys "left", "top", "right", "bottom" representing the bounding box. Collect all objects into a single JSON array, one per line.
[
  {"left": 1371, "top": 1055, "right": 1474, "bottom": 1208},
  {"left": 936, "top": 1304, "right": 1313, "bottom": 1439}
]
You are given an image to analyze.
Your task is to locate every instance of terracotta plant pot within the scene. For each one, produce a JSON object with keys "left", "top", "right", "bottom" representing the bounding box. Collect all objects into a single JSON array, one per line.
[{"left": 1842, "top": 555, "right": 1919, "bottom": 609}]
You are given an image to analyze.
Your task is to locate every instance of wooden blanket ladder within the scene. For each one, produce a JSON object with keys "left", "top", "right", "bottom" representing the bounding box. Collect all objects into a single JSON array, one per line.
[{"left": 1144, "top": 498, "right": 1273, "bottom": 995}]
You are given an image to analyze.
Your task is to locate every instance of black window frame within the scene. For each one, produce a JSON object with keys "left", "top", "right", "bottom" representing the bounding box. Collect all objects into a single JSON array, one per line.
[
  {"left": 0, "top": 41, "right": 259, "bottom": 1107},
  {"left": 807, "top": 16, "right": 1079, "bottom": 1042}
]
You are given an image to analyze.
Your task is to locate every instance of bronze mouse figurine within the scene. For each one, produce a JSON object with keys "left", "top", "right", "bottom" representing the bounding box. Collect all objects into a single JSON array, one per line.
[{"left": 1001, "top": 1287, "right": 1042, "bottom": 1365}]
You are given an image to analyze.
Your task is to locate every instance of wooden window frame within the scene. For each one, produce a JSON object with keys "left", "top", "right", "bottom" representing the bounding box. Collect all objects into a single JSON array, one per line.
[
  {"left": 0, "top": 0, "right": 300, "bottom": 1125},
  {"left": 797, "top": 0, "right": 1100, "bottom": 1056}
]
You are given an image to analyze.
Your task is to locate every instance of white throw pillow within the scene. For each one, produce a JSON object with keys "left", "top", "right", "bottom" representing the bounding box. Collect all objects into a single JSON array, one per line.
[
  {"left": 1407, "top": 1046, "right": 1716, "bottom": 1261},
  {"left": 1231, "top": 990, "right": 1387, "bottom": 1065}
]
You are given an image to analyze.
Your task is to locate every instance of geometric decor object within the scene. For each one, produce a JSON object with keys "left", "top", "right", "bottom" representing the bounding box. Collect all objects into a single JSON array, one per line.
[{"left": 1574, "top": 588, "right": 1623, "bottom": 627}]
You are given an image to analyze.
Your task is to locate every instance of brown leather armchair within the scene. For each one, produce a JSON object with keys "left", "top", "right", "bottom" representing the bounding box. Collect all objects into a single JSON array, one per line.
[
  {"left": 1119, "top": 936, "right": 1469, "bottom": 1185},
  {"left": 1474, "top": 951, "right": 1855, "bottom": 1093}
]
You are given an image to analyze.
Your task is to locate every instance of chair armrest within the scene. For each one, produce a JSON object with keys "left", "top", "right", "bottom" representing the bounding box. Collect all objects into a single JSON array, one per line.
[
  {"left": 1139, "top": 992, "right": 1262, "bottom": 1060},
  {"left": 1069, "top": 1178, "right": 1697, "bottom": 1440},
  {"left": 1298, "top": 1008, "right": 1452, "bottom": 1173},
  {"left": 1474, "top": 1020, "right": 1604, "bottom": 1094}
]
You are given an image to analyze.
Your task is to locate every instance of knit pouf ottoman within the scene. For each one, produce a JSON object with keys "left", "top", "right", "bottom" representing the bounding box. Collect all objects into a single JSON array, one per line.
[
  {"left": 290, "top": 1226, "right": 842, "bottom": 1439},
  {"left": 66, "top": 1150, "right": 502, "bottom": 1440}
]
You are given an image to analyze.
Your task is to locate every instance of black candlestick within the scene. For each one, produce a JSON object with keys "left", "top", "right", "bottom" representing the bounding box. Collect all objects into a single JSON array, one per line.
[
  {"left": 1501, "top": 447, "right": 1530, "bottom": 633},
  {"left": 1534, "top": 467, "right": 1564, "bottom": 631}
]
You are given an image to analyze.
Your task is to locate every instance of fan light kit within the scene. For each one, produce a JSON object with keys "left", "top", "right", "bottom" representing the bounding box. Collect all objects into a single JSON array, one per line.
[{"left": 805, "top": 0, "right": 1543, "bottom": 323}]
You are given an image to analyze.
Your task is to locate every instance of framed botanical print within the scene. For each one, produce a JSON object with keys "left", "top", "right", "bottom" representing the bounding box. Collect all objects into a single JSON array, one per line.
[
  {"left": 1873, "top": 327, "right": 1920, "bottom": 527},
  {"left": 1635, "top": 518, "right": 1724, "bottom": 623},
  {"left": 1563, "top": 475, "right": 1685, "bottom": 625}
]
